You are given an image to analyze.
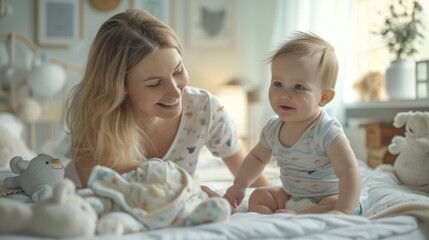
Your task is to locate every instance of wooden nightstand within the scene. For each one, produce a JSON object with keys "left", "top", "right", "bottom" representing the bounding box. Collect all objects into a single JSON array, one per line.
[
  {"left": 360, "top": 122, "right": 405, "bottom": 168},
  {"left": 345, "top": 99, "right": 428, "bottom": 168}
]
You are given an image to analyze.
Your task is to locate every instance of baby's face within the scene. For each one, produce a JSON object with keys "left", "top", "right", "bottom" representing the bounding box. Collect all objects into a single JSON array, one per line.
[{"left": 269, "top": 54, "right": 324, "bottom": 123}]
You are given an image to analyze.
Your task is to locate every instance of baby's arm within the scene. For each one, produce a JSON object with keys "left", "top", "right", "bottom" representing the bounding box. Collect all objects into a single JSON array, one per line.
[
  {"left": 223, "top": 143, "right": 272, "bottom": 207},
  {"left": 327, "top": 134, "right": 361, "bottom": 215},
  {"left": 222, "top": 147, "right": 273, "bottom": 187}
]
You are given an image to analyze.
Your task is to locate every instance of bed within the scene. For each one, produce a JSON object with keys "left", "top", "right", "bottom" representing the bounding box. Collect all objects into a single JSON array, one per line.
[{"left": 1, "top": 146, "right": 429, "bottom": 240}]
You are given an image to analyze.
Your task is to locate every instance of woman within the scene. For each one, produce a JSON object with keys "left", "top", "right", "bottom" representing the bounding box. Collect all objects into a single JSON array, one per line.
[{"left": 65, "top": 9, "right": 272, "bottom": 190}]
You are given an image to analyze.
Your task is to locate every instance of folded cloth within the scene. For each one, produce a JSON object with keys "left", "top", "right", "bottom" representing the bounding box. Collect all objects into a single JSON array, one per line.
[{"left": 84, "top": 159, "right": 230, "bottom": 234}]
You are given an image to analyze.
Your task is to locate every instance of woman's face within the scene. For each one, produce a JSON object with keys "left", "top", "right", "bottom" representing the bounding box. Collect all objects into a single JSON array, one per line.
[{"left": 126, "top": 47, "right": 189, "bottom": 123}]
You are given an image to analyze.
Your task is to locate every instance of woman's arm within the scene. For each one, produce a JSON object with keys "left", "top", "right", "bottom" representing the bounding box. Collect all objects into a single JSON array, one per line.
[
  {"left": 74, "top": 157, "right": 139, "bottom": 188},
  {"left": 223, "top": 144, "right": 273, "bottom": 187},
  {"left": 73, "top": 158, "right": 94, "bottom": 188}
]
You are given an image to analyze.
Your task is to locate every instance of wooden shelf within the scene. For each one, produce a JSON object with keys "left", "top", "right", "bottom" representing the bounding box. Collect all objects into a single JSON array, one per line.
[{"left": 345, "top": 98, "right": 429, "bottom": 122}]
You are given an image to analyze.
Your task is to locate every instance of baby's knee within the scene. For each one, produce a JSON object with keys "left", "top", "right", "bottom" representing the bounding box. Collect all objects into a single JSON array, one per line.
[
  {"left": 248, "top": 188, "right": 269, "bottom": 204},
  {"left": 248, "top": 187, "right": 287, "bottom": 213}
]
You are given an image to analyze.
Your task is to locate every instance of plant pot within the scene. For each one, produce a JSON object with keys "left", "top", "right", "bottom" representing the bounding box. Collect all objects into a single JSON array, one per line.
[{"left": 385, "top": 60, "right": 416, "bottom": 100}]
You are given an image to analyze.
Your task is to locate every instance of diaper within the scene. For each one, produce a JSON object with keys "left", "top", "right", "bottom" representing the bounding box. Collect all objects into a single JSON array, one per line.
[
  {"left": 285, "top": 196, "right": 364, "bottom": 215},
  {"left": 285, "top": 196, "right": 319, "bottom": 212}
]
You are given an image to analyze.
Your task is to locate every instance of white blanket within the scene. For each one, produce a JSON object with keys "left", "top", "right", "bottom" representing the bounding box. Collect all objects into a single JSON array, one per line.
[
  {"left": 0, "top": 213, "right": 421, "bottom": 240},
  {"left": 361, "top": 164, "right": 429, "bottom": 222},
  {"left": 1, "top": 160, "right": 428, "bottom": 239},
  {"left": 93, "top": 214, "right": 421, "bottom": 240}
]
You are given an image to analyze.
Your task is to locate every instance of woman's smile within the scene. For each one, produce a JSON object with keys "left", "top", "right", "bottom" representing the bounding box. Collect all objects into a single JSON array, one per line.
[{"left": 157, "top": 98, "right": 180, "bottom": 109}]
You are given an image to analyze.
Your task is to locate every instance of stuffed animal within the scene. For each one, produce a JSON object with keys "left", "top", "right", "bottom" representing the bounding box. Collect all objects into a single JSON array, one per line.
[
  {"left": 3, "top": 154, "right": 65, "bottom": 201},
  {"left": 0, "top": 179, "right": 97, "bottom": 237},
  {"left": 353, "top": 71, "right": 388, "bottom": 101},
  {"left": 388, "top": 111, "right": 429, "bottom": 190},
  {"left": 83, "top": 159, "right": 231, "bottom": 235}
]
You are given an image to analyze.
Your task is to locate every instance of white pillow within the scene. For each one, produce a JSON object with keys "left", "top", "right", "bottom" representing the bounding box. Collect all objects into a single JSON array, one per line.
[
  {"left": 0, "top": 113, "right": 25, "bottom": 139},
  {"left": 0, "top": 125, "right": 35, "bottom": 168}
]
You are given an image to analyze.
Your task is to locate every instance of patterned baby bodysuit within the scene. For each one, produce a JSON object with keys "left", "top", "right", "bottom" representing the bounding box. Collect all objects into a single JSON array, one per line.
[{"left": 260, "top": 109, "right": 345, "bottom": 197}]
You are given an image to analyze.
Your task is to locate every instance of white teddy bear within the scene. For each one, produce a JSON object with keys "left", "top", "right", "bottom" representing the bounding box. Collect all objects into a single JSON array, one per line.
[
  {"left": 388, "top": 111, "right": 429, "bottom": 190},
  {"left": 0, "top": 179, "right": 97, "bottom": 237}
]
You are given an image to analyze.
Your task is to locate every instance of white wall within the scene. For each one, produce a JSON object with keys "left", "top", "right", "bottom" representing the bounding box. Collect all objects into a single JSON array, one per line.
[
  {"left": 0, "top": 0, "right": 277, "bottom": 150},
  {"left": 1, "top": 0, "right": 127, "bottom": 65},
  {"left": 0, "top": 0, "right": 276, "bottom": 94}
]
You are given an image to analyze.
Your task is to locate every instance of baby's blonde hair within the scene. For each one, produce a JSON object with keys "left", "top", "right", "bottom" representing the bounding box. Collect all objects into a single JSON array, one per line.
[
  {"left": 269, "top": 32, "right": 339, "bottom": 89},
  {"left": 67, "top": 9, "right": 182, "bottom": 168}
]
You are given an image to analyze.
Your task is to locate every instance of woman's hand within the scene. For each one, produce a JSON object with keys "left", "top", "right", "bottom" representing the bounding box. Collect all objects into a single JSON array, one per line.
[{"left": 223, "top": 184, "right": 246, "bottom": 208}]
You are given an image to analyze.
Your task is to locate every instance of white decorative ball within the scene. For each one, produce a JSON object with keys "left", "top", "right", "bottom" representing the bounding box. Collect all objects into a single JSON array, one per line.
[
  {"left": 28, "top": 64, "right": 66, "bottom": 98},
  {"left": 15, "top": 98, "right": 42, "bottom": 123}
]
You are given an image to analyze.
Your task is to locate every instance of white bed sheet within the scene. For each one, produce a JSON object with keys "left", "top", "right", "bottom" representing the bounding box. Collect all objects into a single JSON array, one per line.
[
  {"left": 0, "top": 210, "right": 427, "bottom": 240},
  {"left": 1, "top": 149, "right": 429, "bottom": 240}
]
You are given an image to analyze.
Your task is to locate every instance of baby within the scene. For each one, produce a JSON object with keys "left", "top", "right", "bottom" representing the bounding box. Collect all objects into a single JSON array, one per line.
[{"left": 224, "top": 32, "right": 361, "bottom": 215}]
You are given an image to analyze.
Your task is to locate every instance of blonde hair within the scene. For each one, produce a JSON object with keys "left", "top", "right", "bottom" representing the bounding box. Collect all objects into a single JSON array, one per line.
[
  {"left": 67, "top": 9, "right": 182, "bottom": 168},
  {"left": 269, "top": 32, "right": 339, "bottom": 89}
]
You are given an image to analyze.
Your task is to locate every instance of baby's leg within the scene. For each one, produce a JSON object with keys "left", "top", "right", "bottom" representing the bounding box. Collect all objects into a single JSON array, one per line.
[
  {"left": 248, "top": 186, "right": 289, "bottom": 214},
  {"left": 297, "top": 194, "right": 338, "bottom": 214}
]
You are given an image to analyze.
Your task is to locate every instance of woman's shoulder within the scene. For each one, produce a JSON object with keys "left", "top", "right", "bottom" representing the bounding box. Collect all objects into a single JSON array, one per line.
[
  {"left": 183, "top": 86, "right": 212, "bottom": 98},
  {"left": 183, "top": 86, "right": 218, "bottom": 109}
]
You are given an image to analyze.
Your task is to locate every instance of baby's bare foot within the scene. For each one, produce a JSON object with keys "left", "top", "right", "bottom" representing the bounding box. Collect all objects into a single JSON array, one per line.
[{"left": 200, "top": 186, "right": 236, "bottom": 214}]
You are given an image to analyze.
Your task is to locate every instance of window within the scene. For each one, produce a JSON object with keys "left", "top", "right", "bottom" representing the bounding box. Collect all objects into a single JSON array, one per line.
[{"left": 353, "top": 0, "right": 429, "bottom": 87}]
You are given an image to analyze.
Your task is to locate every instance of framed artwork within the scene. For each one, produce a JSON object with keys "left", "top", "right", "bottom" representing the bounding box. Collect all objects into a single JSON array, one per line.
[
  {"left": 188, "top": 0, "right": 234, "bottom": 48},
  {"left": 130, "top": 0, "right": 173, "bottom": 27},
  {"left": 416, "top": 60, "right": 429, "bottom": 99},
  {"left": 35, "top": 0, "right": 83, "bottom": 48}
]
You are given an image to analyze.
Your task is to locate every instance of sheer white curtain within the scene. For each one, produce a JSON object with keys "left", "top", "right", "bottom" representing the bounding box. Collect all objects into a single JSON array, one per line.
[{"left": 263, "top": 0, "right": 355, "bottom": 124}]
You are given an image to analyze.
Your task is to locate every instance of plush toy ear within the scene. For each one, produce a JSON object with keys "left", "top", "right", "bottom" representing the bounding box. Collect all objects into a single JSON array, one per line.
[
  {"left": 422, "top": 112, "right": 429, "bottom": 131},
  {"left": 17, "top": 159, "right": 30, "bottom": 171},
  {"left": 393, "top": 111, "right": 413, "bottom": 128},
  {"left": 9, "top": 156, "right": 24, "bottom": 174},
  {"left": 9, "top": 157, "right": 30, "bottom": 174},
  {"left": 52, "top": 179, "right": 76, "bottom": 204}
]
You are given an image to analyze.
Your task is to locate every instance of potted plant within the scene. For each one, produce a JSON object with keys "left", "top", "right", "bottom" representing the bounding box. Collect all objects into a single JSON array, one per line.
[{"left": 374, "top": 0, "right": 425, "bottom": 100}]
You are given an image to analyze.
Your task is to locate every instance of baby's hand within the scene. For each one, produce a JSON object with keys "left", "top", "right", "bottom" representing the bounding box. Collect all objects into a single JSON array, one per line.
[{"left": 223, "top": 184, "right": 246, "bottom": 208}]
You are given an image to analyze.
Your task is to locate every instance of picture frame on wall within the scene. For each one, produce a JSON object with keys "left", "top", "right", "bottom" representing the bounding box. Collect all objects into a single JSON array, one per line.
[
  {"left": 416, "top": 60, "right": 429, "bottom": 99},
  {"left": 187, "top": 0, "right": 234, "bottom": 48},
  {"left": 35, "top": 0, "right": 83, "bottom": 48},
  {"left": 130, "top": 0, "right": 173, "bottom": 27}
]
